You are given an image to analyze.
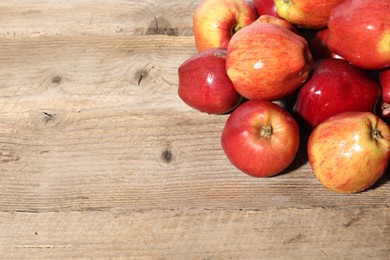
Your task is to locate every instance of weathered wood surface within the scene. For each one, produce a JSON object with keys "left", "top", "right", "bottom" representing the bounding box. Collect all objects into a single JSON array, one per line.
[{"left": 0, "top": 1, "right": 388, "bottom": 259}]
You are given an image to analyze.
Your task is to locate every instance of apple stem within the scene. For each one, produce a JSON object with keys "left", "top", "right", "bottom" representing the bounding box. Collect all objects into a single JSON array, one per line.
[
  {"left": 371, "top": 128, "right": 383, "bottom": 141},
  {"left": 260, "top": 125, "right": 273, "bottom": 138},
  {"left": 231, "top": 23, "right": 241, "bottom": 36}
]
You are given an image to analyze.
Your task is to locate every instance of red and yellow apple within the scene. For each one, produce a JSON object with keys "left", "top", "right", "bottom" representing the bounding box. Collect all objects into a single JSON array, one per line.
[
  {"left": 178, "top": 48, "right": 242, "bottom": 114},
  {"left": 226, "top": 22, "right": 312, "bottom": 100},
  {"left": 274, "top": 0, "right": 344, "bottom": 29},
  {"left": 294, "top": 58, "right": 381, "bottom": 128},
  {"left": 193, "top": 0, "right": 258, "bottom": 52},
  {"left": 221, "top": 99, "right": 300, "bottom": 177},
  {"left": 308, "top": 111, "right": 390, "bottom": 193},
  {"left": 327, "top": 0, "right": 390, "bottom": 70}
]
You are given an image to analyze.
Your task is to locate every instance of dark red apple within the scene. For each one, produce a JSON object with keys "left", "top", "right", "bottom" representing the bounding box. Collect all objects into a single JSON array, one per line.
[
  {"left": 178, "top": 48, "right": 242, "bottom": 114},
  {"left": 327, "top": 0, "right": 390, "bottom": 70},
  {"left": 294, "top": 58, "right": 381, "bottom": 128},
  {"left": 253, "top": 0, "right": 279, "bottom": 18},
  {"left": 221, "top": 99, "right": 300, "bottom": 177},
  {"left": 379, "top": 68, "right": 390, "bottom": 118},
  {"left": 380, "top": 68, "right": 390, "bottom": 103},
  {"left": 309, "top": 28, "right": 344, "bottom": 60}
]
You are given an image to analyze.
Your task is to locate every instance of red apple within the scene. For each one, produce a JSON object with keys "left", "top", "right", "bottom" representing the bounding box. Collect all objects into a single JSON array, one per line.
[
  {"left": 253, "top": 0, "right": 279, "bottom": 18},
  {"left": 308, "top": 111, "right": 390, "bottom": 193},
  {"left": 327, "top": 0, "right": 390, "bottom": 70},
  {"left": 294, "top": 59, "right": 381, "bottom": 128},
  {"left": 178, "top": 48, "right": 242, "bottom": 114},
  {"left": 226, "top": 22, "right": 312, "bottom": 101},
  {"left": 274, "top": 0, "right": 344, "bottom": 29},
  {"left": 308, "top": 28, "right": 344, "bottom": 60},
  {"left": 221, "top": 99, "right": 300, "bottom": 177},
  {"left": 193, "top": 0, "right": 258, "bottom": 52},
  {"left": 253, "top": 15, "right": 298, "bottom": 33},
  {"left": 380, "top": 68, "right": 390, "bottom": 104},
  {"left": 379, "top": 68, "right": 390, "bottom": 118}
]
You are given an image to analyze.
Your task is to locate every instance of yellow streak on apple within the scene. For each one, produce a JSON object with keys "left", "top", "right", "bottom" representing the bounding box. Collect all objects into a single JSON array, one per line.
[{"left": 378, "top": 31, "right": 390, "bottom": 56}]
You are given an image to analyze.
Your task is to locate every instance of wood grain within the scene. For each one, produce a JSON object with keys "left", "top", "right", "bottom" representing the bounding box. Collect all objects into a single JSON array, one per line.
[
  {"left": 1, "top": 208, "right": 389, "bottom": 259},
  {"left": 0, "top": 1, "right": 389, "bottom": 259}
]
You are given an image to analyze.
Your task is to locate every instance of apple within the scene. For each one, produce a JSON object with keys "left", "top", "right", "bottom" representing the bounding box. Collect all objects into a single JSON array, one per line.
[
  {"left": 327, "top": 0, "right": 390, "bottom": 70},
  {"left": 379, "top": 68, "right": 390, "bottom": 118},
  {"left": 380, "top": 68, "right": 390, "bottom": 104},
  {"left": 274, "top": 0, "right": 344, "bottom": 29},
  {"left": 308, "top": 28, "right": 344, "bottom": 60},
  {"left": 178, "top": 48, "right": 242, "bottom": 114},
  {"left": 294, "top": 58, "right": 381, "bottom": 129},
  {"left": 308, "top": 111, "right": 390, "bottom": 193},
  {"left": 253, "top": 0, "right": 279, "bottom": 18},
  {"left": 253, "top": 15, "right": 298, "bottom": 33},
  {"left": 221, "top": 99, "right": 300, "bottom": 177},
  {"left": 193, "top": 0, "right": 258, "bottom": 52},
  {"left": 226, "top": 22, "right": 312, "bottom": 101}
]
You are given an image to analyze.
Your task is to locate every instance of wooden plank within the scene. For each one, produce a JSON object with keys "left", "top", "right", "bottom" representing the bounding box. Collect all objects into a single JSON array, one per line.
[
  {"left": 0, "top": 35, "right": 196, "bottom": 113},
  {"left": 0, "top": 0, "right": 197, "bottom": 37},
  {"left": 0, "top": 107, "right": 389, "bottom": 213},
  {"left": 1, "top": 208, "right": 389, "bottom": 259}
]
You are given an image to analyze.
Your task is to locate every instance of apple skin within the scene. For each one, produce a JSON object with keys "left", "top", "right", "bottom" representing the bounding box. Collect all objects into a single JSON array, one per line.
[
  {"left": 294, "top": 58, "right": 381, "bottom": 129},
  {"left": 379, "top": 68, "right": 390, "bottom": 118},
  {"left": 253, "top": 0, "right": 279, "bottom": 18},
  {"left": 380, "top": 68, "right": 390, "bottom": 104},
  {"left": 178, "top": 48, "right": 242, "bottom": 114},
  {"left": 308, "top": 28, "right": 344, "bottom": 60},
  {"left": 221, "top": 99, "right": 300, "bottom": 177},
  {"left": 274, "top": 0, "right": 344, "bottom": 29},
  {"left": 327, "top": 0, "right": 390, "bottom": 70},
  {"left": 308, "top": 111, "right": 390, "bottom": 194},
  {"left": 226, "top": 22, "right": 312, "bottom": 101},
  {"left": 253, "top": 15, "right": 298, "bottom": 33},
  {"left": 193, "top": 0, "right": 258, "bottom": 52}
]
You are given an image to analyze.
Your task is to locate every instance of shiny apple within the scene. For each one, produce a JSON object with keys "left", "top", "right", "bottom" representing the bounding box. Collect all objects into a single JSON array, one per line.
[
  {"left": 193, "top": 0, "right": 258, "bottom": 52},
  {"left": 178, "top": 48, "right": 242, "bottom": 114},
  {"left": 226, "top": 22, "right": 312, "bottom": 101},
  {"left": 308, "top": 111, "right": 390, "bottom": 193},
  {"left": 221, "top": 99, "right": 300, "bottom": 177},
  {"left": 253, "top": 0, "right": 279, "bottom": 17},
  {"left": 274, "top": 0, "right": 344, "bottom": 29},
  {"left": 327, "top": 0, "right": 390, "bottom": 70},
  {"left": 308, "top": 28, "right": 344, "bottom": 60},
  {"left": 294, "top": 59, "right": 381, "bottom": 129}
]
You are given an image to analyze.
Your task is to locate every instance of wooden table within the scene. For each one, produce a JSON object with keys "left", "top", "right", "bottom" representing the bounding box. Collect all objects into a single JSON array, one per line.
[{"left": 0, "top": 1, "right": 388, "bottom": 259}]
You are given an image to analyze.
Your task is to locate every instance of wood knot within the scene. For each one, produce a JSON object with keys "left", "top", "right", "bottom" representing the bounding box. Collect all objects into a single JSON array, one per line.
[
  {"left": 146, "top": 17, "right": 178, "bottom": 36},
  {"left": 29, "top": 110, "right": 65, "bottom": 128},
  {"left": 42, "top": 112, "right": 56, "bottom": 125},
  {"left": 160, "top": 148, "right": 174, "bottom": 164},
  {"left": 134, "top": 66, "right": 154, "bottom": 86},
  {"left": 51, "top": 76, "right": 62, "bottom": 84}
]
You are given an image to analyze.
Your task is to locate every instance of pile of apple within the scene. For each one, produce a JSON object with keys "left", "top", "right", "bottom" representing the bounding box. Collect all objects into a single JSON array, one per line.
[{"left": 177, "top": 0, "right": 390, "bottom": 194}]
